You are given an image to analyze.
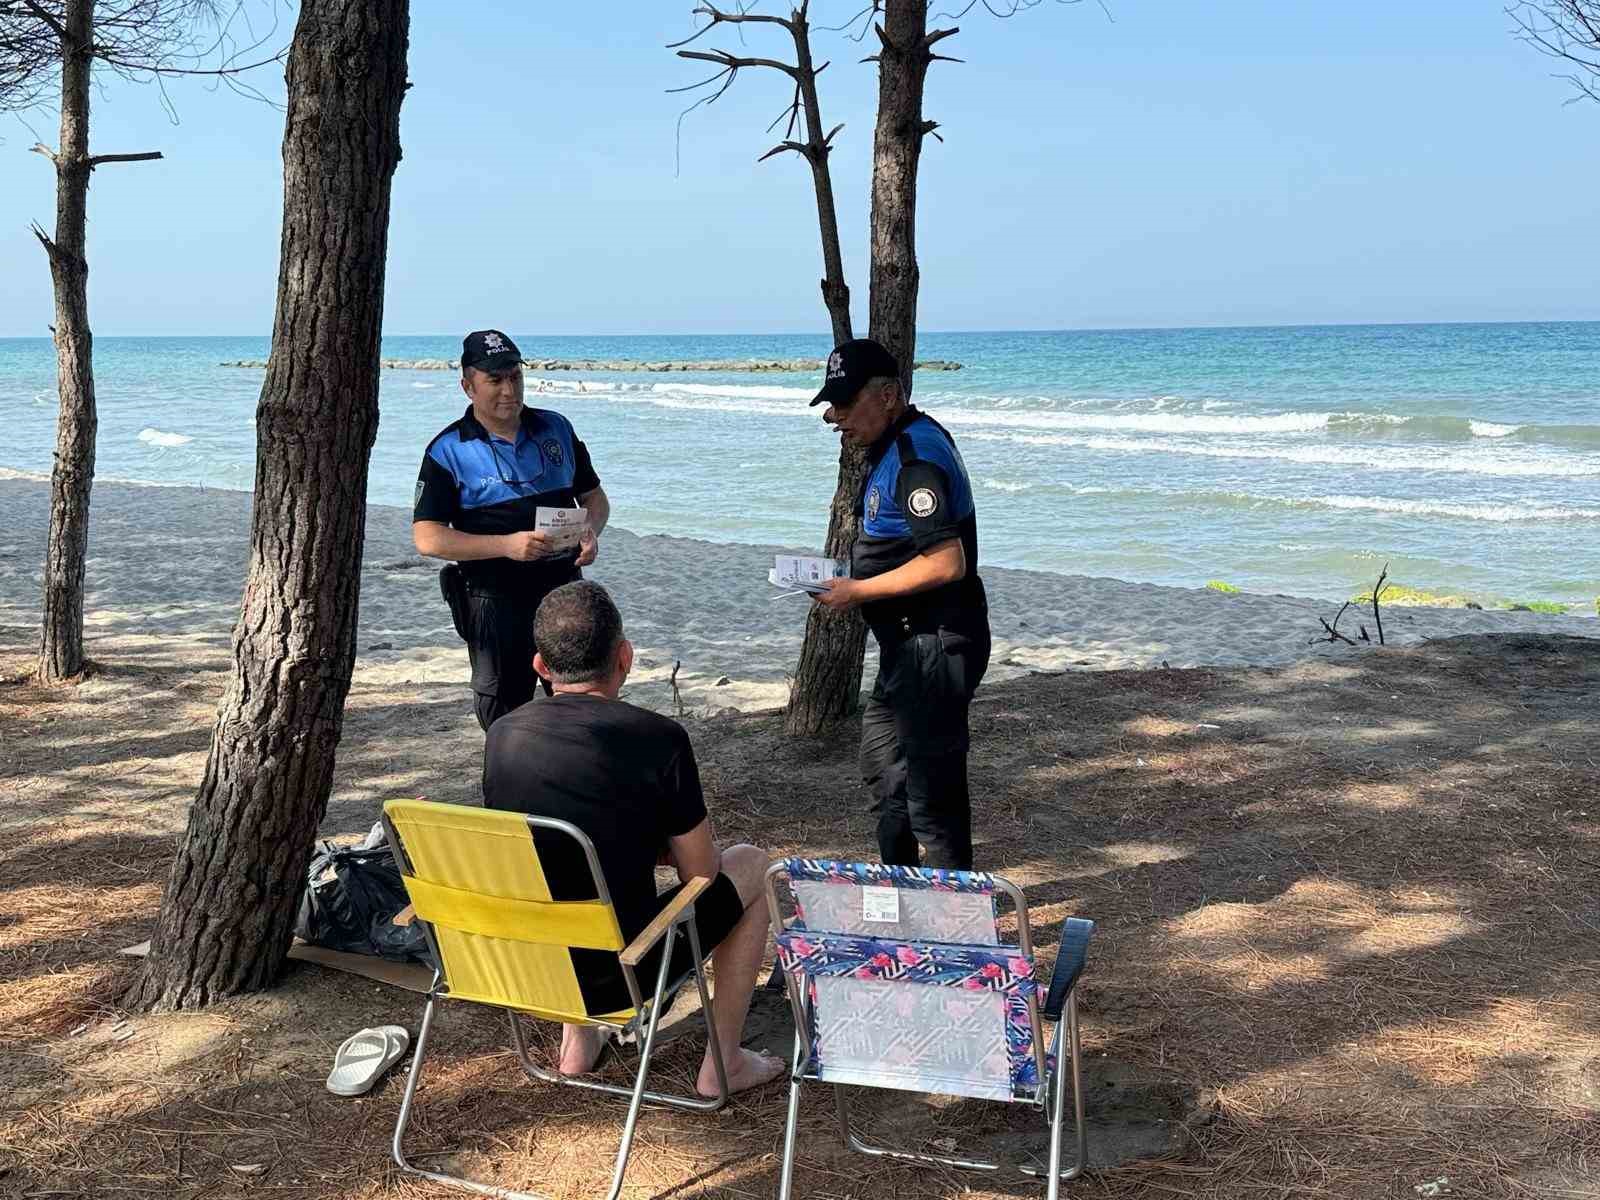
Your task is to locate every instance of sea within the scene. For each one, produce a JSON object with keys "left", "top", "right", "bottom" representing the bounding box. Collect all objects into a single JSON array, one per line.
[{"left": 1, "top": 323, "right": 1597, "bottom": 609}]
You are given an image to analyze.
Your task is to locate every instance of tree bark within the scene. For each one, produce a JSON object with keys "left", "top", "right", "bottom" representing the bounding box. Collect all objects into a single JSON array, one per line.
[
  {"left": 127, "top": 0, "right": 408, "bottom": 1011},
  {"left": 867, "top": 1, "right": 934, "bottom": 396},
  {"left": 791, "top": 5, "right": 853, "bottom": 346},
  {"left": 782, "top": 2, "right": 868, "bottom": 736},
  {"left": 782, "top": 0, "right": 937, "bottom": 736},
  {"left": 34, "top": 0, "right": 96, "bottom": 684}
]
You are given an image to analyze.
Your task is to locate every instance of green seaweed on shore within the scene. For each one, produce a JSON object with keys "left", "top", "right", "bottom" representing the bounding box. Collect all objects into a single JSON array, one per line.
[
  {"left": 1514, "top": 600, "right": 1569, "bottom": 614},
  {"left": 1351, "top": 582, "right": 1473, "bottom": 608},
  {"left": 1205, "top": 580, "right": 1240, "bottom": 593}
]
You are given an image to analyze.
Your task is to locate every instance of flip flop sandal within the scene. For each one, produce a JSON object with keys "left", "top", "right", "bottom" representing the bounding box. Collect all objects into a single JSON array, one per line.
[{"left": 326, "top": 1024, "right": 410, "bottom": 1097}]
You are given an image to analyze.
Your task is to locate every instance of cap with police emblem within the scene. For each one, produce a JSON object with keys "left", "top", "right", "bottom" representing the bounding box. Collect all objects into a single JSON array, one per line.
[
  {"left": 810, "top": 338, "right": 900, "bottom": 407},
  {"left": 461, "top": 329, "right": 523, "bottom": 374}
]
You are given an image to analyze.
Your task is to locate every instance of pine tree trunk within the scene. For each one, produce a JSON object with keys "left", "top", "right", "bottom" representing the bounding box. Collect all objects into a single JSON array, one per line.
[
  {"left": 782, "top": 0, "right": 935, "bottom": 736},
  {"left": 35, "top": 0, "right": 97, "bottom": 684},
  {"left": 127, "top": 0, "right": 408, "bottom": 1011},
  {"left": 782, "top": 4, "right": 867, "bottom": 737},
  {"left": 868, "top": 0, "right": 932, "bottom": 394}
]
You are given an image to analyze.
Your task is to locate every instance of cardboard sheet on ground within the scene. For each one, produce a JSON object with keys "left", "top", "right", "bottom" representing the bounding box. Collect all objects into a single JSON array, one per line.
[{"left": 121, "top": 938, "right": 436, "bottom": 993}]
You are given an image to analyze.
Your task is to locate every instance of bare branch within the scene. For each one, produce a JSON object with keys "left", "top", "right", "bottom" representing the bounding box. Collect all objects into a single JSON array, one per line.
[
  {"left": 18, "top": 0, "right": 66, "bottom": 39},
  {"left": 29, "top": 219, "right": 54, "bottom": 256},
  {"left": 677, "top": 47, "right": 798, "bottom": 79},
  {"left": 1510, "top": 1, "right": 1600, "bottom": 105},
  {"left": 925, "top": 25, "right": 960, "bottom": 47},
  {"left": 86, "top": 148, "right": 161, "bottom": 166},
  {"left": 29, "top": 139, "right": 56, "bottom": 161},
  {"left": 758, "top": 139, "right": 807, "bottom": 162}
]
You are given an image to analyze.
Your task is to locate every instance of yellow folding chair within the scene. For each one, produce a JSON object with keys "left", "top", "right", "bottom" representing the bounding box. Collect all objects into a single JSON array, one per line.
[{"left": 381, "top": 798, "right": 730, "bottom": 1200}]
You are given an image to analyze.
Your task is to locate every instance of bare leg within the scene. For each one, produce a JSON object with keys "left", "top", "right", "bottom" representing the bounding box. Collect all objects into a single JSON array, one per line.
[
  {"left": 558, "top": 1023, "right": 606, "bottom": 1075},
  {"left": 696, "top": 843, "right": 785, "bottom": 1097}
]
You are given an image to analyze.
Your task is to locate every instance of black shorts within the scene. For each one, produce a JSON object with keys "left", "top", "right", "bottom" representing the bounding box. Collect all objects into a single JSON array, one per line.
[{"left": 573, "top": 872, "right": 746, "bottom": 1017}]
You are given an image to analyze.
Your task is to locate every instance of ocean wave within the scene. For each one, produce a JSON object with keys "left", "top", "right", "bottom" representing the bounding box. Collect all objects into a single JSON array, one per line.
[
  {"left": 1305, "top": 495, "right": 1599, "bottom": 521},
  {"left": 137, "top": 428, "right": 193, "bottom": 448},
  {"left": 518, "top": 381, "right": 1598, "bottom": 448},
  {"left": 963, "top": 430, "right": 1600, "bottom": 477},
  {"left": 973, "top": 482, "right": 1597, "bottom": 521}
]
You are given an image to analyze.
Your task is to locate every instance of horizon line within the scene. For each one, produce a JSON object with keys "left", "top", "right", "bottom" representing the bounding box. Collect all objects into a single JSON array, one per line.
[{"left": 5, "top": 316, "right": 1600, "bottom": 342}]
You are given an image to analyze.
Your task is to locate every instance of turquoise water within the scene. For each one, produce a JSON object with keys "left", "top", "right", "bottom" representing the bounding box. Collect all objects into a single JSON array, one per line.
[{"left": 1, "top": 324, "right": 1596, "bottom": 606}]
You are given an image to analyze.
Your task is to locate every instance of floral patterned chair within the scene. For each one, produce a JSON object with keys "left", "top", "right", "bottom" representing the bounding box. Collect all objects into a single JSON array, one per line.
[{"left": 763, "top": 859, "right": 1095, "bottom": 1200}]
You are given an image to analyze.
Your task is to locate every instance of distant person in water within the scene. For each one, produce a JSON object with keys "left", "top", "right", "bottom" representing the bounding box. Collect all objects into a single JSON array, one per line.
[
  {"left": 808, "top": 339, "right": 991, "bottom": 870},
  {"left": 412, "top": 330, "right": 610, "bottom": 731}
]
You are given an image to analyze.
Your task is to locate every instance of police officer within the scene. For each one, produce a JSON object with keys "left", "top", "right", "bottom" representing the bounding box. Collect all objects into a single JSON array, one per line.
[
  {"left": 413, "top": 330, "right": 610, "bottom": 731},
  {"left": 810, "top": 339, "right": 991, "bottom": 870}
]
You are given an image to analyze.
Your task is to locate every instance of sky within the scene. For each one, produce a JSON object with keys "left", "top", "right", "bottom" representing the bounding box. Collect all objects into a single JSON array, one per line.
[{"left": 1, "top": 1, "right": 1597, "bottom": 337}]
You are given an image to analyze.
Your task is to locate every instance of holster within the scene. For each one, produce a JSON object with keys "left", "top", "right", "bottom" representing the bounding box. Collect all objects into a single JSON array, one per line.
[{"left": 439, "top": 563, "right": 470, "bottom": 642}]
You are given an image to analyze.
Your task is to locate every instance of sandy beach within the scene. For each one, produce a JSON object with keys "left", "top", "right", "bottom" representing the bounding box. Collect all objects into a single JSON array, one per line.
[
  {"left": 0, "top": 473, "right": 1593, "bottom": 721},
  {"left": 4, "top": 471, "right": 1599, "bottom": 1198}
]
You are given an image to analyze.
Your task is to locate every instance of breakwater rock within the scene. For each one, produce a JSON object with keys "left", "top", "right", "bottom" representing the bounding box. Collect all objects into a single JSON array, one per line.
[{"left": 219, "top": 357, "right": 963, "bottom": 373}]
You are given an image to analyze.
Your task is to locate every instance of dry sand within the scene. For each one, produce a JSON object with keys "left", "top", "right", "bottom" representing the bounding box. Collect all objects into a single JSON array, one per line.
[{"left": 1, "top": 474, "right": 1593, "bottom": 723}]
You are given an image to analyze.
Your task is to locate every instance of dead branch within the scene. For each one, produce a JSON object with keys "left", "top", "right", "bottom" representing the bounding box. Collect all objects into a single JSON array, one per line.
[
  {"left": 670, "top": 659, "right": 685, "bottom": 719},
  {"left": 1370, "top": 563, "right": 1388, "bottom": 646},
  {"left": 669, "top": 0, "right": 853, "bottom": 344},
  {"left": 2, "top": 0, "right": 290, "bottom": 114},
  {"left": 86, "top": 149, "right": 162, "bottom": 166},
  {"left": 1312, "top": 602, "right": 1358, "bottom": 647},
  {"left": 1510, "top": 2, "right": 1600, "bottom": 105},
  {"left": 677, "top": 47, "right": 798, "bottom": 80}
]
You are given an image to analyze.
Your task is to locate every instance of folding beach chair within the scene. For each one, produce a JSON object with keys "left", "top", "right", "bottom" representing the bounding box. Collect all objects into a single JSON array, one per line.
[
  {"left": 381, "top": 799, "right": 731, "bottom": 1200},
  {"left": 764, "top": 859, "right": 1095, "bottom": 1200}
]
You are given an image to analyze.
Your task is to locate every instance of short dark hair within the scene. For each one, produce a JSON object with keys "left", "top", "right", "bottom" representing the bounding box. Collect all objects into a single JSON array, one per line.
[{"left": 535, "top": 581, "right": 624, "bottom": 684}]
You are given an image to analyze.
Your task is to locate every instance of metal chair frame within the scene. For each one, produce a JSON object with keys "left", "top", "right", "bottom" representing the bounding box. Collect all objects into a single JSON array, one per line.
[
  {"left": 383, "top": 808, "right": 730, "bottom": 1200},
  {"left": 764, "top": 862, "right": 1093, "bottom": 1200}
]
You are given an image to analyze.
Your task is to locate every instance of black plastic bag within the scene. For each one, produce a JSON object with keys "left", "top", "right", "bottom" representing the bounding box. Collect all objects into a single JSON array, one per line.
[{"left": 294, "top": 835, "right": 430, "bottom": 964}]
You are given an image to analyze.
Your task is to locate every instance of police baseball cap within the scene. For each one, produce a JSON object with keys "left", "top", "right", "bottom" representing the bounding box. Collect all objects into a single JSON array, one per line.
[
  {"left": 461, "top": 329, "right": 523, "bottom": 373},
  {"left": 810, "top": 338, "right": 900, "bottom": 407}
]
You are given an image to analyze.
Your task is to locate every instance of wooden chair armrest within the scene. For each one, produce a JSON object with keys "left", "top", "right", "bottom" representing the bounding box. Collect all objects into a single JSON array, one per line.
[{"left": 620, "top": 875, "right": 713, "bottom": 967}]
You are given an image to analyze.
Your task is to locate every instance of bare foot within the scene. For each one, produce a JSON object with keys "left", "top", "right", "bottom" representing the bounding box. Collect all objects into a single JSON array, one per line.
[
  {"left": 557, "top": 1024, "right": 608, "bottom": 1076},
  {"left": 696, "top": 1046, "right": 786, "bottom": 1098}
]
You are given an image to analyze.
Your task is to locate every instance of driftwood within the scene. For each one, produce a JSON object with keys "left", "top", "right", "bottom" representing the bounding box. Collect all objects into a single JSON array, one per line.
[
  {"left": 1311, "top": 564, "right": 1390, "bottom": 648},
  {"left": 670, "top": 659, "right": 685, "bottom": 719}
]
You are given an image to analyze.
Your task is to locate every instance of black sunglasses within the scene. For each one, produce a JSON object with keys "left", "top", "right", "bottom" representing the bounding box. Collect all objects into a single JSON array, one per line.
[{"left": 489, "top": 440, "right": 545, "bottom": 489}]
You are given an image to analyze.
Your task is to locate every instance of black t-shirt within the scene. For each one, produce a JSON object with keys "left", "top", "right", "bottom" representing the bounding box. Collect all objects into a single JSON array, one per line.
[{"left": 481, "top": 692, "right": 707, "bottom": 942}]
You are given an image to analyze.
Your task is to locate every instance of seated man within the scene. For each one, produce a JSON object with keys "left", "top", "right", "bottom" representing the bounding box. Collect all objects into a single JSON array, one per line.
[{"left": 482, "top": 580, "right": 783, "bottom": 1097}]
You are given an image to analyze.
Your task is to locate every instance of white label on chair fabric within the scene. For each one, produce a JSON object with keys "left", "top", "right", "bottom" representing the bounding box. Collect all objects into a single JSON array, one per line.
[{"left": 861, "top": 886, "right": 900, "bottom": 923}]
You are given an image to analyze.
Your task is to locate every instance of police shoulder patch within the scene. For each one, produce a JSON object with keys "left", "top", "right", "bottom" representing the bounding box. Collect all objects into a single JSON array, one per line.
[
  {"left": 907, "top": 487, "right": 939, "bottom": 518},
  {"left": 866, "top": 486, "right": 882, "bottom": 521},
  {"left": 413, "top": 479, "right": 426, "bottom": 508}
]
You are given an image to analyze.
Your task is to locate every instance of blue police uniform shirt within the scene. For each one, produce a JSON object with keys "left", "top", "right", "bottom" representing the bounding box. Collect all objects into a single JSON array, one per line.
[
  {"left": 413, "top": 404, "right": 600, "bottom": 595},
  {"left": 852, "top": 406, "right": 987, "bottom": 639}
]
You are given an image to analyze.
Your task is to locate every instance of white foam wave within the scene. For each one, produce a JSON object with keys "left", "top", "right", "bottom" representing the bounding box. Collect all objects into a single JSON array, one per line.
[
  {"left": 963, "top": 430, "right": 1600, "bottom": 478},
  {"left": 137, "top": 428, "right": 193, "bottom": 448},
  {"left": 412, "top": 382, "right": 436, "bottom": 389},
  {"left": 980, "top": 478, "right": 1031, "bottom": 493},
  {"left": 1468, "top": 420, "right": 1518, "bottom": 437},
  {"left": 936, "top": 408, "right": 1336, "bottom": 436},
  {"left": 1309, "top": 495, "right": 1599, "bottom": 522}
]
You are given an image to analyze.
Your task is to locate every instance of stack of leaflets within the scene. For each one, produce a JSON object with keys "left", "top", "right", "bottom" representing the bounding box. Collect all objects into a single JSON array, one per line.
[
  {"left": 769, "top": 554, "right": 849, "bottom": 595},
  {"left": 535, "top": 506, "right": 589, "bottom": 552}
]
